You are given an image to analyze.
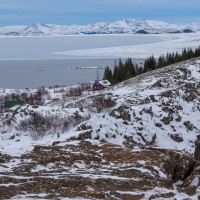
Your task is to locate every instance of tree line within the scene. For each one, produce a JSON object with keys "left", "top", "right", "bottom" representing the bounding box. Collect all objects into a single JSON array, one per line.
[{"left": 103, "top": 46, "right": 200, "bottom": 84}]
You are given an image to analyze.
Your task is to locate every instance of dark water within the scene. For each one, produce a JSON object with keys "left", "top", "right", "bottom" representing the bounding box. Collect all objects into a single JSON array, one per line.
[{"left": 0, "top": 59, "right": 144, "bottom": 89}]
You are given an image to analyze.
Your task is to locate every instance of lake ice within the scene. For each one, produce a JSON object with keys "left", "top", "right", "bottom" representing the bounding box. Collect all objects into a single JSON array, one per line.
[
  {"left": 0, "top": 34, "right": 163, "bottom": 60},
  {"left": 0, "top": 33, "right": 199, "bottom": 88}
]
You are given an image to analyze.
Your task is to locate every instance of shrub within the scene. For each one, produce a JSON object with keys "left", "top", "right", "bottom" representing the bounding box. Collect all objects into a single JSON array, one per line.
[
  {"left": 16, "top": 112, "right": 91, "bottom": 140},
  {"left": 88, "top": 95, "right": 116, "bottom": 113}
]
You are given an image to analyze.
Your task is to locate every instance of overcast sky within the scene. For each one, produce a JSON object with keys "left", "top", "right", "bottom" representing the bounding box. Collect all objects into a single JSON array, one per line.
[{"left": 0, "top": 0, "right": 199, "bottom": 26}]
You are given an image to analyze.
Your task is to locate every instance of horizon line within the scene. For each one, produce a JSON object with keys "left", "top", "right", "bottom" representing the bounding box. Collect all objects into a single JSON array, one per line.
[{"left": 0, "top": 18, "right": 199, "bottom": 27}]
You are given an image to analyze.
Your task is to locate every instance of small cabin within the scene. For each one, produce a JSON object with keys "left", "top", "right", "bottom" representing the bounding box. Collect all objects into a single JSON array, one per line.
[
  {"left": 4, "top": 100, "right": 25, "bottom": 111},
  {"left": 93, "top": 80, "right": 111, "bottom": 91}
]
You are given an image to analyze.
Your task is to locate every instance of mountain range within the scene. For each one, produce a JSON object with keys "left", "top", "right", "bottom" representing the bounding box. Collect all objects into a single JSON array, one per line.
[{"left": 1, "top": 19, "right": 200, "bottom": 36}]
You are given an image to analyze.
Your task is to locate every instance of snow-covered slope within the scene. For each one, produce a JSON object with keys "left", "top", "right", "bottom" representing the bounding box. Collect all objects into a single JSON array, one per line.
[
  {"left": 0, "top": 58, "right": 200, "bottom": 199},
  {"left": 0, "top": 19, "right": 200, "bottom": 36},
  {"left": 0, "top": 57, "right": 199, "bottom": 155},
  {"left": 67, "top": 58, "right": 200, "bottom": 154}
]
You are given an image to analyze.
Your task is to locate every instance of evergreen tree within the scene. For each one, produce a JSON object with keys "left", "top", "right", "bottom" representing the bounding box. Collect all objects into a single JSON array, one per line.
[
  {"left": 103, "top": 46, "right": 200, "bottom": 86},
  {"left": 103, "top": 66, "right": 112, "bottom": 82},
  {"left": 187, "top": 48, "right": 194, "bottom": 59},
  {"left": 174, "top": 52, "right": 180, "bottom": 63},
  {"left": 181, "top": 48, "right": 188, "bottom": 60},
  {"left": 194, "top": 46, "right": 200, "bottom": 57},
  {"left": 113, "top": 64, "right": 118, "bottom": 84},
  {"left": 143, "top": 55, "right": 157, "bottom": 72},
  {"left": 116, "top": 59, "right": 124, "bottom": 82},
  {"left": 157, "top": 55, "right": 166, "bottom": 68},
  {"left": 125, "top": 58, "right": 136, "bottom": 78}
]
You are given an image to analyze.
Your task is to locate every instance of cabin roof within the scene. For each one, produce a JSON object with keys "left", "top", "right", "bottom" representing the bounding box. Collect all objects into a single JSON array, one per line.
[
  {"left": 4, "top": 100, "right": 25, "bottom": 109},
  {"left": 95, "top": 80, "right": 111, "bottom": 87}
]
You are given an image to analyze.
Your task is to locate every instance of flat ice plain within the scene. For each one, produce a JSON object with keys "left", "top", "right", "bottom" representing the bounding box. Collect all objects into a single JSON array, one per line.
[
  {"left": 0, "top": 34, "right": 164, "bottom": 60},
  {"left": 53, "top": 33, "right": 200, "bottom": 59},
  {"left": 0, "top": 33, "right": 199, "bottom": 60},
  {"left": 0, "top": 33, "right": 199, "bottom": 88}
]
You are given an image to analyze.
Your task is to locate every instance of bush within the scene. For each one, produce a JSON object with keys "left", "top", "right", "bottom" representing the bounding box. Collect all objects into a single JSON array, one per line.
[
  {"left": 16, "top": 112, "right": 50, "bottom": 139},
  {"left": 88, "top": 95, "right": 116, "bottom": 113},
  {"left": 16, "top": 111, "right": 91, "bottom": 140},
  {"left": 1, "top": 87, "right": 50, "bottom": 106}
]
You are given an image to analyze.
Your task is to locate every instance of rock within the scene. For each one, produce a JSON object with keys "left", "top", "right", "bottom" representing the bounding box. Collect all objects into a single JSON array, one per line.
[
  {"left": 183, "top": 121, "right": 194, "bottom": 131},
  {"left": 170, "top": 133, "right": 183, "bottom": 143},
  {"left": 194, "top": 135, "right": 200, "bottom": 161},
  {"left": 0, "top": 153, "right": 11, "bottom": 163},
  {"left": 161, "top": 114, "right": 173, "bottom": 125},
  {"left": 174, "top": 104, "right": 183, "bottom": 110},
  {"left": 141, "top": 97, "right": 150, "bottom": 104},
  {"left": 123, "top": 136, "right": 138, "bottom": 149},
  {"left": 162, "top": 106, "right": 174, "bottom": 114},
  {"left": 109, "top": 106, "right": 131, "bottom": 121},
  {"left": 136, "top": 132, "right": 156, "bottom": 145},
  {"left": 76, "top": 123, "right": 92, "bottom": 131},
  {"left": 182, "top": 165, "right": 200, "bottom": 190},
  {"left": 0, "top": 142, "right": 199, "bottom": 199},
  {"left": 152, "top": 80, "right": 163, "bottom": 87},
  {"left": 122, "top": 120, "right": 129, "bottom": 125},
  {"left": 155, "top": 122, "right": 162, "bottom": 127},
  {"left": 175, "top": 115, "right": 182, "bottom": 122},
  {"left": 9, "top": 135, "right": 15, "bottom": 140},
  {"left": 144, "top": 107, "right": 153, "bottom": 117},
  {"left": 177, "top": 68, "right": 190, "bottom": 78},
  {"left": 163, "top": 151, "right": 195, "bottom": 182},
  {"left": 160, "top": 90, "right": 173, "bottom": 98},
  {"left": 77, "top": 131, "right": 92, "bottom": 140},
  {"left": 149, "top": 95, "right": 158, "bottom": 102},
  {"left": 178, "top": 185, "right": 196, "bottom": 196},
  {"left": 149, "top": 192, "right": 175, "bottom": 199},
  {"left": 183, "top": 92, "right": 196, "bottom": 102}
]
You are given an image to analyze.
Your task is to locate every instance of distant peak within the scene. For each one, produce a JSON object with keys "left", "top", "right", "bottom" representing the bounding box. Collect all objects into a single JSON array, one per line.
[
  {"left": 32, "top": 23, "right": 50, "bottom": 28},
  {"left": 0, "top": 19, "right": 199, "bottom": 36}
]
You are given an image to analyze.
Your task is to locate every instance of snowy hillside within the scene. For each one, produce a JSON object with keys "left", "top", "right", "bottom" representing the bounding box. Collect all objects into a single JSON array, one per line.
[
  {"left": 1, "top": 57, "right": 199, "bottom": 154},
  {"left": 65, "top": 57, "right": 200, "bottom": 154},
  {"left": 0, "top": 58, "right": 200, "bottom": 199},
  {"left": 0, "top": 19, "right": 200, "bottom": 36}
]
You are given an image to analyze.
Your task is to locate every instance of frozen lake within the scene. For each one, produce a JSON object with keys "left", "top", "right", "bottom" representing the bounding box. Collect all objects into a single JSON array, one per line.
[
  {"left": 0, "top": 33, "right": 199, "bottom": 88},
  {"left": 0, "top": 59, "right": 115, "bottom": 89},
  {"left": 0, "top": 34, "right": 163, "bottom": 60},
  {"left": 0, "top": 59, "right": 144, "bottom": 89}
]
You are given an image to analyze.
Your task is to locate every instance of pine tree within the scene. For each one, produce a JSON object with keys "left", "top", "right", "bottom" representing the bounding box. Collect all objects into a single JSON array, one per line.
[
  {"left": 101, "top": 46, "right": 200, "bottom": 86},
  {"left": 143, "top": 55, "right": 157, "bottom": 72},
  {"left": 181, "top": 48, "right": 188, "bottom": 61},
  {"left": 103, "top": 66, "right": 112, "bottom": 82},
  {"left": 157, "top": 55, "right": 166, "bottom": 68},
  {"left": 117, "top": 59, "right": 124, "bottom": 82}
]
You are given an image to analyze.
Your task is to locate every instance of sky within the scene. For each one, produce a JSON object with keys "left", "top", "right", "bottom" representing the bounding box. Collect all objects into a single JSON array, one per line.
[{"left": 0, "top": 0, "right": 199, "bottom": 26}]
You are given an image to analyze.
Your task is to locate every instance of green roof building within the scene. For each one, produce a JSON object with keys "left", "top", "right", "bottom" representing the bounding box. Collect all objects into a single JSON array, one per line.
[{"left": 4, "top": 100, "right": 25, "bottom": 109}]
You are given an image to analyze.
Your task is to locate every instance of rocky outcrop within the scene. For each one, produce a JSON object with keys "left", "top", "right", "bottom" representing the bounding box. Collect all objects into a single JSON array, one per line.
[
  {"left": 170, "top": 133, "right": 183, "bottom": 143},
  {"left": 109, "top": 106, "right": 131, "bottom": 121},
  {"left": 194, "top": 135, "right": 200, "bottom": 161},
  {"left": 184, "top": 121, "right": 195, "bottom": 131},
  {"left": 1, "top": 56, "right": 200, "bottom": 199},
  {"left": 162, "top": 150, "right": 195, "bottom": 182},
  {"left": 1, "top": 141, "right": 199, "bottom": 199}
]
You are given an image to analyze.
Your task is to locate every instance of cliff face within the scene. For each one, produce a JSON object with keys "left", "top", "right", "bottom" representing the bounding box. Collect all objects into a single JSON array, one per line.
[{"left": 0, "top": 58, "right": 200, "bottom": 199}]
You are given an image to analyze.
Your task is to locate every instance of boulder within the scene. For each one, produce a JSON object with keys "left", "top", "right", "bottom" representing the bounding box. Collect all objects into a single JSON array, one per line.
[{"left": 194, "top": 135, "right": 200, "bottom": 161}]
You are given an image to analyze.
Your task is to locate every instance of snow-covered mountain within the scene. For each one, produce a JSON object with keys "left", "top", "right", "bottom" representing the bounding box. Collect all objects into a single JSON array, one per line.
[{"left": 0, "top": 19, "right": 200, "bottom": 36}]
